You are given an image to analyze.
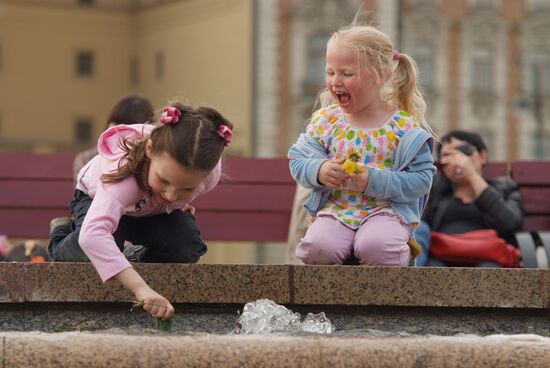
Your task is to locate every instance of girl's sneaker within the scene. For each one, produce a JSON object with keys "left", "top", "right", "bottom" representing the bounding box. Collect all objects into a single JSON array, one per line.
[
  {"left": 49, "top": 217, "right": 72, "bottom": 234},
  {"left": 122, "top": 241, "right": 146, "bottom": 262}
]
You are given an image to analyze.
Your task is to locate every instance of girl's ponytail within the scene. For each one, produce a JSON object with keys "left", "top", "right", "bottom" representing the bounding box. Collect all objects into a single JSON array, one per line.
[{"left": 389, "top": 52, "right": 428, "bottom": 127}]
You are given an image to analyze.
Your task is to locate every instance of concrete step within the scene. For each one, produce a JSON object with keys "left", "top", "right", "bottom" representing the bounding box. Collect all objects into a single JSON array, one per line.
[{"left": 2, "top": 331, "right": 550, "bottom": 367}]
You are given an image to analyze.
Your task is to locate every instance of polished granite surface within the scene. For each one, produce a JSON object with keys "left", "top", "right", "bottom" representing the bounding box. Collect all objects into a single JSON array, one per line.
[{"left": 1, "top": 263, "right": 549, "bottom": 308}]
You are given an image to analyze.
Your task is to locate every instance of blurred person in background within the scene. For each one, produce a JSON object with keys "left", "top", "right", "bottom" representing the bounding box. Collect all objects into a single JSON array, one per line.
[
  {"left": 415, "top": 130, "right": 523, "bottom": 267},
  {"left": 73, "top": 94, "right": 155, "bottom": 180}
]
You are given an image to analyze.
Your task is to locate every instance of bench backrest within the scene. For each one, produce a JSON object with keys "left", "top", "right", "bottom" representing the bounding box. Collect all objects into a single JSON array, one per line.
[
  {"left": 0, "top": 154, "right": 75, "bottom": 239},
  {"left": 0, "top": 155, "right": 296, "bottom": 241},
  {"left": 193, "top": 157, "right": 295, "bottom": 241},
  {"left": 511, "top": 161, "right": 550, "bottom": 231},
  {"left": 0, "top": 155, "right": 548, "bottom": 240}
]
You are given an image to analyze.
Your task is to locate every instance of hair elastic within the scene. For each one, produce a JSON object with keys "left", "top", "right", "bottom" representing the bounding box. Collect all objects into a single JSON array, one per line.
[
  {"left": 393, "top": 50, "right": 401, "bottom": 61},
  {"left": 217, "top": 125, "right": 233, "bottom": 146},
  {"left": 160, "top": 106, "right": 182, "bottom": 125}
]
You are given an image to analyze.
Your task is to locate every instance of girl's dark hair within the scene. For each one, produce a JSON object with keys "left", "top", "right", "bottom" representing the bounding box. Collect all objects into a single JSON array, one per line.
[
  {"left": 102, "top": 103, "right": 233, "bottom": 192},
  {"left": 437, "top": 130, "right": 487, "bottom": 159},
  {"left": 105, "top": 94, "right": 155, "bottom": 130}
]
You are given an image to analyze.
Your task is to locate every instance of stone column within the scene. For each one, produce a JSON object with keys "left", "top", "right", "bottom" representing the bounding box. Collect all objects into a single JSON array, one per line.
[
  {"left": 276, "top": 0, "right": 292, "bottom": 157},
  {"left": 441, "top": 0, "right": 467, "bottom": 131},
  {"left": 502, "top": 0, "right": 526, "bottom": 161}
]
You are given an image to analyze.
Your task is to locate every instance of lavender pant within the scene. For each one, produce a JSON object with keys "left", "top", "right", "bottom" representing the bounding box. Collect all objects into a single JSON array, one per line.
[{"left": 296, "top": 214, "right": 410, "bottom": 265}]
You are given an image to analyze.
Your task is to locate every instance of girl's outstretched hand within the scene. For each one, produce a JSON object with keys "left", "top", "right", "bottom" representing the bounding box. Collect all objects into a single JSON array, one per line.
[
  {"left": 116, "top": 268, "right": 175, "bottom": 321},
  {"left": 318, "top": 158, "right": 347, "bottom": 189},
  {"left": 135, "top": 287, "right": 175, "bottom": 321}
]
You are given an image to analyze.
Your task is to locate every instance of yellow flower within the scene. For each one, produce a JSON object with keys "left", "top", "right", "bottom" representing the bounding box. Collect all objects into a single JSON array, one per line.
[{"left": 342, "top": 151, "right": 365, "bottom": 174}]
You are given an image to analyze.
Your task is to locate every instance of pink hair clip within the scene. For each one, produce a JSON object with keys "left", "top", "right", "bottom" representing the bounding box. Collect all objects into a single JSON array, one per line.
[
  {"left": 217, "top": 125, "right": 233, "bottom": 146},
  {"left": 393, "top": 50, "right": 401, "bottom": 61},
  {"left": 160, "top": 106, "right": 182, "bottom": 125}
]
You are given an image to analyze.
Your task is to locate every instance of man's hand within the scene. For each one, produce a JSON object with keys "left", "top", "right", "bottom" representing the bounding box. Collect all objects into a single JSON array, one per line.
[{"left": 440, "top": 150, "right": 478, "bottom": 182}]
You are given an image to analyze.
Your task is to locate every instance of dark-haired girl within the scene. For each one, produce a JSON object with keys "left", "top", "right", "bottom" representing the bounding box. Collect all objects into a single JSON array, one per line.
[{"left": 49, "top": 102, "right": 233, "bottom": 320}]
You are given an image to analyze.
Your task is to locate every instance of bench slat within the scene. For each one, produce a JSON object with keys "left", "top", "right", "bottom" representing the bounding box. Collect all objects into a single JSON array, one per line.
[
  {"left": 511, "top": 161, "right": 550, "bottom": 185},
  {"left": 0, "top": 209, "right": 71, "bottom": 238},
  {"left": 0, "top": 154, "right": 74, "bottom": 179},
  {"left": 196, "top": 212, "right": 290, "bottom": 242},
  {"left": 221, "top": 157, "right": 293, "bottom": 184},
  {"left": 520, "top": 188, "right": 550, "bottom": 214},
  {"left": 523, "top": 216, "right": 550, "bottom": 232},
  {"left": 482, "top": 162, "right": 509, "bottom": 180},
  {"left": 193, "top": 184, "right": 296, "bottom": 211},
  {"left": 0, "top": 182, "right": 296, "bottom": 212},
  {"left": 0, "top": 181, "right": 74, "bottom": 208},
  {"left": 0, "top": 210, "right": 291, "bottom": 241}
]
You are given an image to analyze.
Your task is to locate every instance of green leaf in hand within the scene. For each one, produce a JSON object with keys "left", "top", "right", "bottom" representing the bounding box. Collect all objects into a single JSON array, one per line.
[{"left": 130, "top": 300, "right": 145, "bottom": 311}]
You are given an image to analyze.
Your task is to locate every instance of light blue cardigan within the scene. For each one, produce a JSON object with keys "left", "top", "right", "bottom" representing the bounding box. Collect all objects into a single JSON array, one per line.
[{"left": 288, "top": 127, "right": 436, "bottom": 236}]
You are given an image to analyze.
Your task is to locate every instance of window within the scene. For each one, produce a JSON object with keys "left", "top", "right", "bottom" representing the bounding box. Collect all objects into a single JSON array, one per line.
[
  {"left": 531, "top": 130, "right": 550, "bottom": 159},
  {"left": 531, "top": 54, "right": 550, "bottom": 159},
  {"left": 531, "top": 52, "right": 550, "bottom": 94},
  {"left": 412, "top": 43, "right": 435, "bottom": 91},
  {"left": 528, "top": 0, "right": 550, "bottom": 10},
  {"left": 155, "top": 51, "right": 164, "bottom": 81},
  {"left": 470, "top": 0, "right": 498, "bottom": 8},
  {"left": 76, "top": 51, "right": 94, "bottom": 77},
  {"left": 471, "top": 48, "right": 493, "bottom": 92},
  {"left": 74, "top": 118, "right": 93, "bottom": 145},
  {"left": 130, "top": 56, "right": 139, "bottom": 86},
  {"left": 478, "top": 129, "right": 494, "bottom": 156},
  {"left": 77, "top": 0, "right": 96, "bottom": 5},
  {"left": 409, "top": 0, "right": 438, "bottom": 5},
  {"left": 304, "top": 32, "right": 330, "bottom": 95}
]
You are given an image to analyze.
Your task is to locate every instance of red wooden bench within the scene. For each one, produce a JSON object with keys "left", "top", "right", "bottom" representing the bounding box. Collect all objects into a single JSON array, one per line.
[
  {"left": 511, "top": 161, "right": 550, "bottom": 267},
  {"left": 0, "top": 154, "right": 296, "bottom": 242},
  {"left": 0, "top": 154, "right": 549, "bottom": 266}
]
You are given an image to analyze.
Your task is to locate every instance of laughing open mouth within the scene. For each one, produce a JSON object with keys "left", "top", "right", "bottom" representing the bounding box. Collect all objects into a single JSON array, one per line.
[{"left": 335, "top": 91, "right": 351, "bottom": 106}]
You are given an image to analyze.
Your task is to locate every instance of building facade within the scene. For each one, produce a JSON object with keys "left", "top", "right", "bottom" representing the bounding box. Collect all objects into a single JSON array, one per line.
[
  {"left": 254, "top": 0, "right": 550, "bottom": 161},
  {"left": 0, "top": 0, "right": 252, "bottom": 155}
]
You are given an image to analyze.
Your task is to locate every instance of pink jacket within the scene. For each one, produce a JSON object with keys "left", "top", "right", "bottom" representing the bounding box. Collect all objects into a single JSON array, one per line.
[{"left": 76, "top": 124, "right": 221, "bottom": 282}]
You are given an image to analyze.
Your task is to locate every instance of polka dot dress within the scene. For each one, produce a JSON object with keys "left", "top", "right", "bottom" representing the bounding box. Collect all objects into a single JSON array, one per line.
[{"left": 307, "top": 105, "right": 418, "bottom": 229}]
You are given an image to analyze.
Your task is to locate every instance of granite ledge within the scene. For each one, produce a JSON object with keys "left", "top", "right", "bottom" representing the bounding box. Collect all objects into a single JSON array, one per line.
[
  {"left": 0, "top": 263, "right": 549, "bottom": 309},
  {"left": 2, "top": 332, "right": 550, "bottom": 368}
]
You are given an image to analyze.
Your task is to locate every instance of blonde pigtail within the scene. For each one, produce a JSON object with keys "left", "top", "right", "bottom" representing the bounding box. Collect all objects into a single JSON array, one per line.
[{"left": 389, "top": 52, "right": 437, "bottom": 137}]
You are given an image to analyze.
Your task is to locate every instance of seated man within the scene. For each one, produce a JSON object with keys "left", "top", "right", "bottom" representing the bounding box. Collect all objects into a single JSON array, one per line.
[{"left": 416, "top": 130, "right": 523, "bottom": 267}]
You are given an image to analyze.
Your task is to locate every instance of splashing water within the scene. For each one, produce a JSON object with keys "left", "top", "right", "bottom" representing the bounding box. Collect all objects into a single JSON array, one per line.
[{"left": 233, "top": 299, "right": 335, "bottom": 335}]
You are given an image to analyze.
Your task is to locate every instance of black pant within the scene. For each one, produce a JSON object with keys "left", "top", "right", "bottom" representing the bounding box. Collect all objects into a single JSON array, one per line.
[{"left": 48, "top": 190, "right": 207, "bottom": 263}]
